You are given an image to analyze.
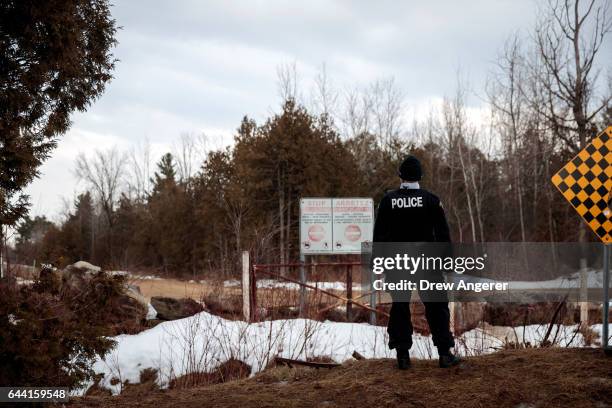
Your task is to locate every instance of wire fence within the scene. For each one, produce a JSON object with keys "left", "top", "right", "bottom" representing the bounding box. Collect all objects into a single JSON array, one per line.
[{"left": 249, "top": 261, "right": 387, "bottom": 323}]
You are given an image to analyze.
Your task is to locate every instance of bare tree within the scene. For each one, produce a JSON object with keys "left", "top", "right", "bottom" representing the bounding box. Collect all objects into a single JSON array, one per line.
[
  {"left": 340, "top": 77, "right": 404, "bottom": 150},
  {"left": 128, "top": 137, "right": 152, "bottom": 201},
  {"left": 533, "top": 0, "right": 611, "bottom": 152},
  {"left": 174, "top": 133, "right": 201, "bottom": 182},
  {"left": 370, "top": 77, "right": 405, "bottom": 149},
  {"left": 488, "top": 36, "right": 531, "bottom": 242},
  {"left": 341, "top": 85, "right": 373, "bottom": 139},
  {"left": 310, "top": 63, "right": 339, "bottom": 118},
  {"left": 442, "top": 81, "right": 489, "bottom": 243},
  {"left": 276, "top": 61, "right": 300, "bottom": 103},
  {"left": 532, "top": 0, "right": 611, "bottom": 247},
  {"left": 75, "top": 148, "right": 127, "bottom": 262}
]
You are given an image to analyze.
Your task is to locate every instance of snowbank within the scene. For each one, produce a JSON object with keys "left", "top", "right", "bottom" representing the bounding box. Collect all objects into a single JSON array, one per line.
[{"left": 87, "top": 310, "right": 611, "bottom": 395}]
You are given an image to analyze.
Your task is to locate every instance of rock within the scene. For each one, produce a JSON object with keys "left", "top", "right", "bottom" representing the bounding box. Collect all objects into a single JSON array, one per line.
[
  {"left": 72, "top": 261, "right": 101, "bottom": 272},
  {"left": 60, "top": 262, "right": 105, "bottom": 292},
  {"left": 109, "top": 294, "right": 147, "bottom": 334},
  {"left": 150, "top": 296, "right": 204, "bottom": 321},
  {"left": 125, "top": 284, "right": 148, "bottom": 308},
  {"left": 61, "top": 265, "right": 95, "bottom": 291}
]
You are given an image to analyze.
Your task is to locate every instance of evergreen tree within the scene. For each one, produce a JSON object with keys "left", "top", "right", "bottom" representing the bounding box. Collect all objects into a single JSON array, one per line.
[
  {"left": 148, "top": 153, "right": 192, "bottom": 274},
  {"left": 62, "top": 192, "right": 95, "bottom": 262},
  {"left": 14, "top": 215, "right": 54, "bottom": 263},
  {"left": 0, "top": 0, "right": 117, "bottom": 231}
]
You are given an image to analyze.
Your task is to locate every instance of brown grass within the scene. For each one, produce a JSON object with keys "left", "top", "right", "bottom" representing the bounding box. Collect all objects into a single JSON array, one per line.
[
  {"left": 131, "top": 275, "right": 374, "bottom": 323},
  {"left": 129, "top": 277, "right": 226, "bottom": 302},
  {"left": 71, "top": 347, "right": 611, "bottom": 408},
  {"left": 169, "top": 359, "right": 251, "bottom": 389}
]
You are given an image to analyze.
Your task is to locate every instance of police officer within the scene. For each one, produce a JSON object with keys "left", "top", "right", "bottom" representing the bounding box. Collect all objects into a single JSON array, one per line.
[{"left": 373, "top": 155, "right": 460, "bottom": 369}]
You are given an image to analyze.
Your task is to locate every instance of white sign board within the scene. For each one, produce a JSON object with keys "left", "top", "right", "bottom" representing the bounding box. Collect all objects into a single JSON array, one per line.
[
  {"left": 331, "top": 198, "right": 374, "bottom": 253},
  {"left": 299, "top": 198, "right": 333, "bottom": 254},
  {"left": 300, "top": 197, "right": 373, "bottom": 255}
]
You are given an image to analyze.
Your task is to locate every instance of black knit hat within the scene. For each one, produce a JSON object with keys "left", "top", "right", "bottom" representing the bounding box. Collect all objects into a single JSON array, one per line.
[{"left": 398, "top": 155, "right": 422, "bottom": 181}]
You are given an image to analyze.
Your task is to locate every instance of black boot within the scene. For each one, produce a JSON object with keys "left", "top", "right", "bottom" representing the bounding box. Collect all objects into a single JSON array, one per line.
[
  {"left": 396, "top": 348, "right": 411, "bottom": 370},
  {"left": 438, "top": 349, "right": 461, "bottom": 368}
]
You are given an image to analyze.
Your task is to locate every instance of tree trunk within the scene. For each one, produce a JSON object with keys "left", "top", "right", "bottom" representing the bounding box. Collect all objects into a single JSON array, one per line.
[
  {"left": 458, "top": 142, "right": 477, "bottom": 242},
  {"left": 278, "top": 167, "right": 286, "bottom": 275},
  {"left": 286, "top": 189, "right": 291, "bottom": 267}
]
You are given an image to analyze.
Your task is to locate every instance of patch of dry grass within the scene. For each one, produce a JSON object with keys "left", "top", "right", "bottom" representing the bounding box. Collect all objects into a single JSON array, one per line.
[{"left": 72, "top": 348, "right": 611, "bottom": 408}]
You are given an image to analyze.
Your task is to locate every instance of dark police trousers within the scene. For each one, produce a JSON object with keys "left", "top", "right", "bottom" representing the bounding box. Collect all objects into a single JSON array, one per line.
[{"left": 387, "top": 273, "right": 454, "bottom": 351}]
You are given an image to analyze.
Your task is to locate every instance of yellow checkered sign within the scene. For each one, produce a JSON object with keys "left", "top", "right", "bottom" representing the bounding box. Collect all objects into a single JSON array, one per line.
[{"left": 551, "top": 126, "right": 611, "bottom": 243}]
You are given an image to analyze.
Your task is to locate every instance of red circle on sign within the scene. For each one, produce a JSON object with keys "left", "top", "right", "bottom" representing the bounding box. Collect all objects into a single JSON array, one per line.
[
  {"left": 308, "top": 225, "right": 325, "bottom": 242},
  {"left": 345, "top": 224, "right": 361, "bottom": 241}
]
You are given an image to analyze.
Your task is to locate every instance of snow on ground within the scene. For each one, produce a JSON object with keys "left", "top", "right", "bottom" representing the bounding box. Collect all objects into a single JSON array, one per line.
[
  {"left": 146, "top": 303, "right": 158, "bottom": 320},
  {"left": 223, "top": 279, "right": 361, "bottom": 291},
  {"left": 15, "top": 277, "right": 34, "bottom": 285},
  {"left": 109, "top": 271, "right": 163, "bottom": 280},
  {"left": 108, "top": 270, "right": 129, "bottom": 277},
  {"left": 509, "top": 269, "right": 605, "bottom": 289},
  {"left": 86, "top": 310, "right": 611, "bottom": 395},
  {"left": 450, "top": 268, "right": 607, "bottom": 289}
]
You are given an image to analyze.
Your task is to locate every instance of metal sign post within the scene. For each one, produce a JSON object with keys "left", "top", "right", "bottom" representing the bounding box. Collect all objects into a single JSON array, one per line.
[
  {"left": 299, "top": 252, "right": 307, "bottom": 316},
  {"left": 604, "top": 243, "right": 610, "bottom": 354}
]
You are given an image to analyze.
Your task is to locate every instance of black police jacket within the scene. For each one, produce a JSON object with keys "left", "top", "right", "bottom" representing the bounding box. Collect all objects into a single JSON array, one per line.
[{"left": 373, "top": 187, "right": 451, "bottom": 243}]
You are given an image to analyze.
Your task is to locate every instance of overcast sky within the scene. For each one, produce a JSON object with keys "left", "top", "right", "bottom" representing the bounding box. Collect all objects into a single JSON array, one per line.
[{"left": 24, "top": 0, "right": 610, "bottom": 220}]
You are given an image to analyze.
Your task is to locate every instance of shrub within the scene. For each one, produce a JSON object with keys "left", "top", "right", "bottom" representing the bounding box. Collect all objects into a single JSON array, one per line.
[{"left": 0, "top": 269, "right": 133, "bottom": 390}]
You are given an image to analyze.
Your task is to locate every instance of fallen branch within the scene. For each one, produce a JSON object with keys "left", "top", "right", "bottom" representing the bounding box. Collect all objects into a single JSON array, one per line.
[{"left": 275, "top": 357, "right": 340, "bottom": 369}]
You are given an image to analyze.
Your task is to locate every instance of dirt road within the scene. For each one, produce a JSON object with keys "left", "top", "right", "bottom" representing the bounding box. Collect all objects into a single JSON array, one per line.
[{"left": 73, "top": 347, "right": 610, "bottom": 408}]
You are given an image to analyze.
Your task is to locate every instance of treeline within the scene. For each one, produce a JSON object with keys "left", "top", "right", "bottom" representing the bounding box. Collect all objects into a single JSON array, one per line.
[
  {"left": 12, "top": 0, "right": 611, "bottom": 277},
  {"left": 13, "top": 98, "right": 609, "bottom": 277},
  {"left": 15, "top": 100, "right": 374, "bottom": 276}
]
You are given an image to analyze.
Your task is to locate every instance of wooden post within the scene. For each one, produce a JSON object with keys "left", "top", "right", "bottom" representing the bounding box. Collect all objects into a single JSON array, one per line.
[
  {"left": 449, "top": 302, "right": 455, "bottom": 334},
  {"left": 346, "top": 264, "right": 352, "bottom": 321},
  {"left": 579, "top": 258, "right": 588, "bottom": 326},
  {"left": 369, "top": 264, "right": 377, "bottom": 325},
  {"left": 250, "top": 262, "right": 257, "bottom": 322},
  {"left": 242, "top": 251, "right": 250, "bottom": 322},
  {"left": 299, "top": 253, "right": 306, "bottom": 317}
]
